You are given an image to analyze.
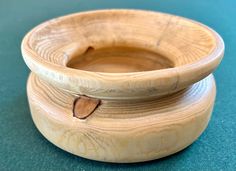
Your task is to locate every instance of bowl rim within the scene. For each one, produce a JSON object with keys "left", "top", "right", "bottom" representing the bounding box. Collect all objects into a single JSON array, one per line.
[{"left": 21, "top": 9, "right": 224, "bottom": 100}]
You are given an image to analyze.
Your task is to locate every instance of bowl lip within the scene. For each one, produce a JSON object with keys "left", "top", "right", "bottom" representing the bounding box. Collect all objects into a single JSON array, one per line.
[{"left": 21, "top": 9, "right": 224, "bottom": 99}]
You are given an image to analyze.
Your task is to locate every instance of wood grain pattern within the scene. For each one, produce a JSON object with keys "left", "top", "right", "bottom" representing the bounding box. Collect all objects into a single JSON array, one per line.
[
  {"left": 21, "top": 9, "right": 224, "bottom": 100},
  {"left": 21, "top": 10, "right": 224, "bottom": 163},
  {"left": 66, "top": 46, "right": 175, "bottom": 72},
  {"left": 27, "top": 73, "right": 215, "bottom": 163}
]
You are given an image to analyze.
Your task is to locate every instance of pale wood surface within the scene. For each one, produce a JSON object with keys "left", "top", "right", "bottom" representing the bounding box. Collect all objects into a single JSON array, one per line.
[
  {"left": 21, "top": 10, "right": 224, "bottom": 163},
  {"left": 22, "top": 9, "right": 224, "bottom": 100},
  {"left": 28, "top": 73, "right": 215, "bottom": 163}
]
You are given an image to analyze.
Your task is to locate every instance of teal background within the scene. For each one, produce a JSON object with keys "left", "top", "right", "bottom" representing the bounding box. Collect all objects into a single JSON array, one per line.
[{"left": 0, "top": 0, "right": 235, "bottom": 170}]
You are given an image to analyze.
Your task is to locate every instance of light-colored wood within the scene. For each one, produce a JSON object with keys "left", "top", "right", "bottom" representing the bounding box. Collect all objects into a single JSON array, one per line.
[
  {"left": 27, "top": 73, "right": 215, "bottom": 163},
  {"left": 66, "top": 46, "right": 174, "bottom": 72},
  {"left": 21, "top": 9, "right": 224, "bottom": 100},
  {"left": 21, "top": 10, "right": 224, "bottom": 163}
]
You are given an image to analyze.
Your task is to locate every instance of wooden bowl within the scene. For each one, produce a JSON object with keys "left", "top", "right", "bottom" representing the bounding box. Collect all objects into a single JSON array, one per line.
[
  {"left": 21, "top": 9, "right": 224, "bottom": 163},
  {"left": 22, "top": 9, "right": 224, "bottom": 100}
]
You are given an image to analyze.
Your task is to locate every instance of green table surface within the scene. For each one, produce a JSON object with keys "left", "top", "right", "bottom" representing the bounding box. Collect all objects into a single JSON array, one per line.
[{"left": 0, "top": 0, "right": 235, "bottom": 170}]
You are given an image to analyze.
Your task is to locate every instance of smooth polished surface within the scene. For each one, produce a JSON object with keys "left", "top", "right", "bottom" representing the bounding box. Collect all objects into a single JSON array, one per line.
[
  {"left": 21, "top": 9, "right": 223, "bottom": 163},
  {"left": 0, "top": 0, "right": 235, "bottom": 170},
  {"left": 21, "top": 9, "right": 224, "bottom": 100},
  {"left": 27, "top": 73, "right": 215, "bottom": 163}
]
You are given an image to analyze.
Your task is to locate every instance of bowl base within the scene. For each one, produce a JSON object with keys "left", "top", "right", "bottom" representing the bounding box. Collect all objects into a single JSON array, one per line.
[{"left": 27, "top": 73, "right": 215, "bottom": 163}]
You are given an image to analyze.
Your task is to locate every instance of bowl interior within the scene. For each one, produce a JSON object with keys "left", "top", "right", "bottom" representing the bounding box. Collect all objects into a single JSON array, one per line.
[
  {"left": 27, "top": 10, "right": 217, "bottom": 73},
  {"left": 66, "top": 46, "right": 174, "bottom": 73},
  {"left": 22, "top": 10, "right": 223, "bottom": 100}
]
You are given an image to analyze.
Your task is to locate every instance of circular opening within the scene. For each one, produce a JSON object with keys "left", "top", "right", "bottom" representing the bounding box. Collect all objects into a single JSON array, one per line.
[
  {"left": 66, "top": 46, "right": 174, "bottom": 73},
  {"left": 22, "top": 10, "right": 223, "bottom": 100}
]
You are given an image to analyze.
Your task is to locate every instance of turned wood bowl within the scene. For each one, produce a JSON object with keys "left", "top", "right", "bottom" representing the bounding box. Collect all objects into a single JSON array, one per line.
[
  {"left": 21, "top": 10, "right": 224, "bottom": 163},
  {"left": 22, "top": 9, "right": 224, "bottom": 100}
]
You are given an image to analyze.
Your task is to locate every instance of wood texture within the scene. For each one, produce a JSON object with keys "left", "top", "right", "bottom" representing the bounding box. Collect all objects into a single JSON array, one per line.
[
  {"left": 21, "top": 9, "right": 224, "bottom": 100},
  {"left": 21, "top": 10, "right": 224, "bottom": 163},
  {"left": 27, "top": 73, "right": 215, "bottom": 163},
  {"left": 66, "top": 46, "right": 174, "bottom": 72},
  {"left": 73, "top": 96, "right": 100, "bottom": 119}
]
